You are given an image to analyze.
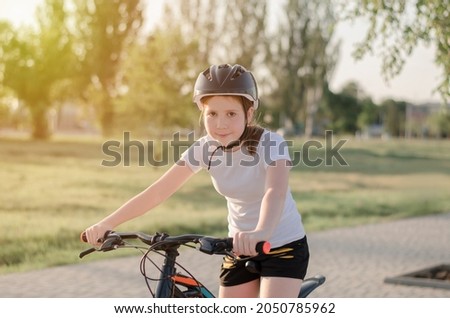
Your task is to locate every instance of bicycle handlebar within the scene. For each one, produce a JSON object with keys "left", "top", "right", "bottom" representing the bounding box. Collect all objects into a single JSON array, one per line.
[{"left": 79, "top": 231, "right": 271, "bottom": 258}]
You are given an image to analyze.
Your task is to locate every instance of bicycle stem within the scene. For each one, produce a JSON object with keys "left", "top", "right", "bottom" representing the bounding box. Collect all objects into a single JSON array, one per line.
[{"left": 155, "top": 247, "right": 179, "bottom": 298}]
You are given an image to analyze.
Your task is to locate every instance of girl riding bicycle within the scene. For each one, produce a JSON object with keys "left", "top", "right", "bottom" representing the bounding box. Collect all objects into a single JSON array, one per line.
[{"left": 84, "top": 64, "right": 309, "bottom": 298}]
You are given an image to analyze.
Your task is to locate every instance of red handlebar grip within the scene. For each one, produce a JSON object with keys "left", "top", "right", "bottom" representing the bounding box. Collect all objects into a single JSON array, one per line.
[
  {"left": 256, "top": 241, "right": 271, "bottom": 254},
  {"left": 262, "top": 241, "right": 271, "bottom": 254}
]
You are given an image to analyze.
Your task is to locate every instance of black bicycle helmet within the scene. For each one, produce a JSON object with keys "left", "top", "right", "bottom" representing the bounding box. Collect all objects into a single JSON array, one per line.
[{"left": 193, "top": 64, "right": 259, "bottom": 109}]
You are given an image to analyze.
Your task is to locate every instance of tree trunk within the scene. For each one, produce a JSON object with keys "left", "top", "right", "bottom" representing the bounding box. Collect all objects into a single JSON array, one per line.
[
  {"left": 100, "top": 94, "right": 114, "bottom": 137},
  {"left": 30, "top": 102, "right": 51, "bottom": 140},
  {"left": 305, "top": 86, "right": 322, "bottom": 138}
]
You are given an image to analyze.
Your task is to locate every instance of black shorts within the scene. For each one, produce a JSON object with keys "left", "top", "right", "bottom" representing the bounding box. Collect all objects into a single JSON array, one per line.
[{"left": 220, "top": 236, "right": 310, "bottom": 287}]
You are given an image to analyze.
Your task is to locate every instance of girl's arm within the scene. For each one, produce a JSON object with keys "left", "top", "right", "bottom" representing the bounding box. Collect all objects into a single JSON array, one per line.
[
  {"left": 84, "top": 162, "right": 195, "bottom": 245},
  {"left": 233, "top": 159, "right": 291, "bottom": 256}
]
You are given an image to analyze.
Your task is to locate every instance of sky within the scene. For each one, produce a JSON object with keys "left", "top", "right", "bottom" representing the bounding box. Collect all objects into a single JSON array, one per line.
[{"left": 0, "top": 0, "right": 442, "bottom": 104}]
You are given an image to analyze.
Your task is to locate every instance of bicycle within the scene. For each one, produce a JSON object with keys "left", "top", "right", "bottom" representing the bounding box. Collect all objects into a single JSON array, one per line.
[{"left": 80, "top": 231, "right": 325, "bottom": 298}]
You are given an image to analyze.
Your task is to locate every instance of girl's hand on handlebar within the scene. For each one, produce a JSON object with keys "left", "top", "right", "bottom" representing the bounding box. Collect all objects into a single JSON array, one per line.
[
  {"left": 233, "top": 230, "right": 270, "bottom": 257},
  {"left": 82, "top": 222, "right": 113, "bottom": 246}
]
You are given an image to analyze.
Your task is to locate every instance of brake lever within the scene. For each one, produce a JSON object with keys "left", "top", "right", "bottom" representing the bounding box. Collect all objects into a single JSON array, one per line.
[
  {"left": 79, "top": 247, "right": 96, "bottom": 259},
  {"left": 79, "top": 231, "right": 123, "bottom": 258},
  {"left": 99, "top": 233, "right": 124, "bottom": 251},
  {"left": 198, "top": 237, "right": 231, "bottom": 255}
]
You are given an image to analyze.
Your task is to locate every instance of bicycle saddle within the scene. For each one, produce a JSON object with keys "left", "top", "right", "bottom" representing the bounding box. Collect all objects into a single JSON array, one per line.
[{"left": 298, "top": 275, "right": 326, "bottom": 298}]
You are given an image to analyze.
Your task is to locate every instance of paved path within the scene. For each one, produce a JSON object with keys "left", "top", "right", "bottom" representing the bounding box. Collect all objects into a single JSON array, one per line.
[{"left": 1, "top": 213, "right": 450, "bottom": 297}]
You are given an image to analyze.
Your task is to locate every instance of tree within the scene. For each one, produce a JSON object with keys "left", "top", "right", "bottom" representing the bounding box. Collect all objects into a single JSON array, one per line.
[
  {"left": 357, "top": 97, "right": 381, "bottom": 131},
  {"left": 338, "top": 0, "right": 450, "bottom": 102},
  {"left": 149, "top": 0, "right": 268, "bottom": 131},
  {"left": 381, "top": 99, "right": 406, "bottom": 137},
  {"left": 427, "top": 111, "right": 450, "bottom": 138},
  {"left": 0, "top": 86, "right": 13, "bottom": 128},
  {"left": 266, "top": 0, "right": 338, "bottom": 135},
  {"left": 0, "top": 0, "right": 74, "bottom": 139},
  {"left": 321, "top": 83, "right": 363, "bottom": 134},
  {"left": 221, "top": 0, "right": 268, "bottom": 69},
  {"left": 157, "top": 0, "right": 222, "bottom": 65},
  {"left": 118, "top": 28, "right": 198, "bottom": 134},
  {"left": 72, "top": 0, "right": 144, "bottom": 137},
  {"left": 303, "top": 24, "right": 339, "bottom": 138},
  {"left": 159, "top": 0, "right": 268, "bottom": 72}
]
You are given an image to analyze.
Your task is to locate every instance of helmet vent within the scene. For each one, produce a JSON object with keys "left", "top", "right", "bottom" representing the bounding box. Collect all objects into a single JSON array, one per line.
[
  {"left": 202, "top": 69, "right": 212, "bottom": 81},
  {"left": 231, "top": 66, "right": 245, "bottom": 80}
]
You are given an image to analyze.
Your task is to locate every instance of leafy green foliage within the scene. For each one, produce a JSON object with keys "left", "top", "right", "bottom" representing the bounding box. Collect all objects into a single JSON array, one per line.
[
  {"left": 265, "top": 0, "right": 338, "bottom": 135},
  {"left": 117, "top": 29, "right": 198, "bottom": 133},
  {"left": 321, "top": 84, "right": 364, "bottom": 133},
  {"left": 72, "top": 0, "right": 144, "bottom": 137},
  {"left": 338, "top": 0, "right": 450, "bottom": 101},
  {"left": 0, "top": 0, "right": 74, "bottom": 139},
  {"left": 0, "top": 0, "right": 445, "bottom": 140}
]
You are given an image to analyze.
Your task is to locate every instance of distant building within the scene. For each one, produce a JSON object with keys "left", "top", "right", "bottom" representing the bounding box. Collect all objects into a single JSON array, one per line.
[{"left": 405, "top": 102, "right": 446, "bottom": 138}]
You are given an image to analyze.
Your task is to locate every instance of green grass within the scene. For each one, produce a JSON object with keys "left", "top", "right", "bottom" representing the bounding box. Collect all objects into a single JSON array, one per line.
[
  {"left": 289, "top": 137, "right": 450, "bottom": 229},
  {"left": 1, "top": 134, "right": 449, "bottom": 274}
]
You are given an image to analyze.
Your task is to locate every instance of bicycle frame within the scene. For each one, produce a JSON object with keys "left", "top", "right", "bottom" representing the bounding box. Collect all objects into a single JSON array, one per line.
[
  {"left": 80, "top": 231, "right": 325, "bottom": 298},
  {"left": 155, "top": 247, "right": 178, "bottom": 297},
  {"left": 154, "top": 246, "right": 214, "bottom": 298}
]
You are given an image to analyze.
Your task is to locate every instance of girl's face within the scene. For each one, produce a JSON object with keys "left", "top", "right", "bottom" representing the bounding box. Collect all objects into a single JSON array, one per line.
[{"left": 202, "top": 96, "right": 254, "bottom": 147}]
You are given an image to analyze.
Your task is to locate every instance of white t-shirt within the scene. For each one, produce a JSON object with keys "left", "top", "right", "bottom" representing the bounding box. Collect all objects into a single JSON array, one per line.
[{"left": 179, "top": 129, "right": 305, "bottom": 248}]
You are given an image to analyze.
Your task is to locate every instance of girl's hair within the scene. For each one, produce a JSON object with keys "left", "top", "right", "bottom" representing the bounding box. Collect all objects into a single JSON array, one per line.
[{"left": 199, "top": 95, "right": 264, "bottom": 156}]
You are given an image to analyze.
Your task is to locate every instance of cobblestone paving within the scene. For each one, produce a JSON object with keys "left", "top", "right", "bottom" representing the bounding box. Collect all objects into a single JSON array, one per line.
[{"left": 1, "top": 213, "right": 449, "bottom": 298}]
